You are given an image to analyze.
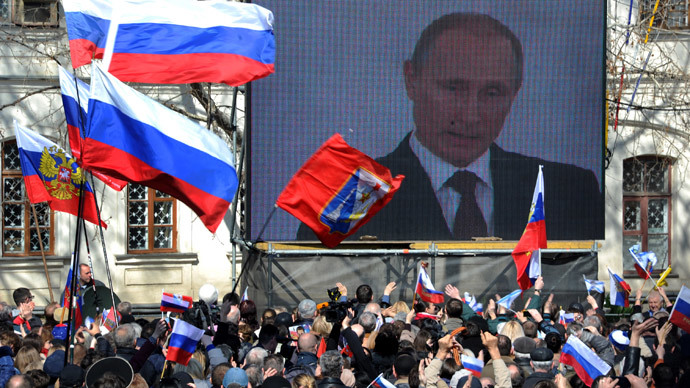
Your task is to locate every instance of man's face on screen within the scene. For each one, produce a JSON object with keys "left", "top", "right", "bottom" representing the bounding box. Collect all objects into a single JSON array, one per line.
[{"left": 405, "top": 29, "right": 520, "bottom": 168}]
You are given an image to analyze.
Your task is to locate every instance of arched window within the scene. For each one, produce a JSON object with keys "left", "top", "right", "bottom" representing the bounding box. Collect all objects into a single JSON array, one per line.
[
  {"left": 622, "top": 156, "right": 673, "bottom": 276},
  {"left": 2, "top": 140, "right": 53, "bottom": 256},
  {"left": 127, "top": 183, "right": 177, "bottom": 253}
]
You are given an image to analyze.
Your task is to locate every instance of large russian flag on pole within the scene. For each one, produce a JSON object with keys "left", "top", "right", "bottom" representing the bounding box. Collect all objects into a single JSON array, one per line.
[
  {"left": 58, "top": 66, "right": 127, "bottom": 191},
  {"left": 102, "top": 0, "right": 275, "bottom": 86},
  {"left": 62, "top": 0, "right": 111, "bottom": 68},
  {"left": 512, "top": 166, "right": 547, "bottom": 290},
  {"left": 14, "top": 122, "right": 106, "bottom": 228},
  {"left": 669, "top": 285, "right": 690, "bottom": 334},
  {"left": 167, "top": 319, "right": 204, "bottom": 366},
  {"left": 83, "top": 64, "right": 238, "bottom": 233},
  {"left": 559, "top": 335, "right": 611, "bottom": 386}
]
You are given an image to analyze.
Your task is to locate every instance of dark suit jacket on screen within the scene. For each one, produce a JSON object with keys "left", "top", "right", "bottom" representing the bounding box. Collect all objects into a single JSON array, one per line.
[{"left": 297, "top": 133, "right": 603, "bottom": 241}]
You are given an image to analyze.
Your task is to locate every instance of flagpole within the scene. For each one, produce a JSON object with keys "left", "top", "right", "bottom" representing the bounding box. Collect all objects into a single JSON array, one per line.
[
  {"left": 31, "top": 204, "right": 54, "bottom": 302},
  {"left": 85, "top": 174, "right": 119, "bottom": 328},
  {"left": 255, "top": 204, "right": 278, "bottom": 242}
]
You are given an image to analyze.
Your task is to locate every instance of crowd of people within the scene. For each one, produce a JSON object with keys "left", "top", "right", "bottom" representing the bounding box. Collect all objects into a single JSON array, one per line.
[{"left": 0, "top": 275, "right": 687, "bottom": 388}]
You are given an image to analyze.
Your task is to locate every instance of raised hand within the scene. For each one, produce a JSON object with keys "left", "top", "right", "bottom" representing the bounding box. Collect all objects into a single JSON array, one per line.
[{"left": 445, "top": 284, "right": 461, "bottom": 300}]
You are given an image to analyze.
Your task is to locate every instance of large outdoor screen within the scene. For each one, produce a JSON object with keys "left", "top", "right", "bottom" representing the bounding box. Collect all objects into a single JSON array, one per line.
[{"left": 249, "top": 1, "right": 605, "bottom": 242}]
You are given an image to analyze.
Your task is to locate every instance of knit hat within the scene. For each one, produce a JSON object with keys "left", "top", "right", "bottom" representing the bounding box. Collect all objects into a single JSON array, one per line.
[{"left": 609, "top": 330, "right": 630, "bottom": 352}]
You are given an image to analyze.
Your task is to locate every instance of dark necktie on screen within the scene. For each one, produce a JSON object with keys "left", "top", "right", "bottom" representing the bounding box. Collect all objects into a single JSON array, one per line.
[{"left": 445, "top": 171, "right": 488, "bottom": 240}]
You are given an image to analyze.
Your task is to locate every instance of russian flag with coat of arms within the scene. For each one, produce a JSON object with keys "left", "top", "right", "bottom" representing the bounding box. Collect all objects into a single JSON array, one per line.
[{"left": 277, "top": 134, "right": 404, "bottom": 248}]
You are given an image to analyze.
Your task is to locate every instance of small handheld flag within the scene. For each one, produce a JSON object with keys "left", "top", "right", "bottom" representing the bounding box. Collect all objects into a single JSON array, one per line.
[
  {"left": 583, "top": 275, "right": 605, "bottom": 294},
  {"left": 463, "top": 292, "right": 483, "bottom": 315},
  {"left": 669, "top": 285, "right": 690, "bottom": 334},
  {"left": 497, "top": 290, "right": 521, "bottom": 311},
  {"left": 369, "top": 374, "right": 396, "bottom": 388},
  {"left": 415, "top": 266, "right": 445, "bottom": 304},
  {"left": 461, "top": 354, "right": 484, "bottom": 377},
  {"left": 167, "top": 319, "right": 204, "bottom": 366},
  {"left": 608, "top": 268, "right": 631, "bottom": 307},
  {"left": 628, "top": 244, "right": 657, "bottom": 279},
  {"left": 161, "top": 292, "right": 193, "bottom": 314},
  {"left": 560, "top": 335, "right": 611, "bottom": 386},
  {"left": 655, "top": 267, "right": 672, "bottom": 289}
]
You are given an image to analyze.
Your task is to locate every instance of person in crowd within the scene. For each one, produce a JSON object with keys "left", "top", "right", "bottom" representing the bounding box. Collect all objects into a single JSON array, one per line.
[{"left": 12, "top": 288, "right": 41, "bottom": 335}]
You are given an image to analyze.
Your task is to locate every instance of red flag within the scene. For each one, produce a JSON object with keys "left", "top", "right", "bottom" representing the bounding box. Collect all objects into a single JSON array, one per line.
[
  {"left": 512, "top": 167, "right": 546, "bottom": 290},
  {"left": 277, "top": 134, "right": 404, "bottom": 248}
]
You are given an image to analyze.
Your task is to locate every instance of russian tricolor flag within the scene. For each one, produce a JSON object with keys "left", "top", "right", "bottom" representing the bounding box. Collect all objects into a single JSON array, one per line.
[
  {"left": 370, "top": 374, "right": 396, "bottom": 388},
  {"left": 559, "top": 335, "right": 611, "bottom": 386},
  {"left": 62, "top": 0, "right": 111, "bottom": 68},
  {"left": 461, "top": 355, "right": 484, "bottom": 377},
  {"left": 464, "top": 292, "right": 483, "bottom": 315},
  {"left": 415, "top": 266, "right": 445, "bottom": 304},
  {"left": 102, "top": 0, "right": 275, "bottom": 86},
  {"left": 670, "top": 285, "right": 690, "bottom": 334},
  {"left": 167, "top": 319, "right": 204, "bottom": 366},
  {"left": 14, "top": 122, "right": 106, "bottom": 228},
  {"left": 512, "top": 166, "right": 547, "bottom": 291},
  {"left": 161, "top": 292, "right": 193, "bottom": 314},
  {"left": 62, "top": 268, "right": 83, "bottom": 326},
  {"left": 559, "top": 311, "right": 575, "bottom": 327},
  {"left": 608, "top": 268, "right": 631, "bottom": 307},
  {"left": 58, "top": 66, "right": 127, "bottom": 191},
  {"left": 84, "top": 64, "right": 238, "bottom": 233}
]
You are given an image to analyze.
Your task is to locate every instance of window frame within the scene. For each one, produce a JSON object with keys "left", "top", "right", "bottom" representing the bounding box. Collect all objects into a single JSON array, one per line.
[
  {"left": 622, "top": 156, "right": 673, "bottom": 277},
  {"left": 127, "top": 184, "right": 177, "bottom": 254},
  {"left": 640, "top": 0, "right": 690, "bottom": 30},
  {"left": 2, "top": 139, "right": 54, "bottom": 257}
]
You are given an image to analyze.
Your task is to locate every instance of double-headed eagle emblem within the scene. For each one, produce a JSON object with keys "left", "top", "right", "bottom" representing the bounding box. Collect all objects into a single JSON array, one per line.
[{"left": 38, "top": 146, "right": 84, "bottom": 200}]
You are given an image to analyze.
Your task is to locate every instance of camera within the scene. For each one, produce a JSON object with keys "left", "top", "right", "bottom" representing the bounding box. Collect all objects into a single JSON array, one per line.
[
  {"left": 321, "top": 288, "right": 356, "bottom": 323},
  {"left": 182, "top": 300, "right": 220, "bottom": 331}
]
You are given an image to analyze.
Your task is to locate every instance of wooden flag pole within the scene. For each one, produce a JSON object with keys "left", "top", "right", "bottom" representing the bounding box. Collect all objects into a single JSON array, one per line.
[{"left": 31, "top": 204, "right": 54, "bottom": 302}]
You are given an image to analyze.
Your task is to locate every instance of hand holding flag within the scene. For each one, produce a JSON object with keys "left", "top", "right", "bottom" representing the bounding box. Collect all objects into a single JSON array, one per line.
[
  {"left": 583, "top": 275, "right": 605, "bottom": 294},
  {"left": 608, "top": 268, "right": 631, "bottom": 307},
  {"left": 560, "top": 335, "right": 611, "bottom": 386},
  {"left": 669, "top": 285, "right": 690, "bottom": 334},
  {"left": 166, "top": 319, "right": 204, "bottom": 366},
  {"left": 161, "top": 292, "right": 193, "bottom": 314},
  {"left": 628, "top": 244, "right": 657, "bottom": 279},
  {"left": 415, "top": 265, "right": 445, "bottom": 304},
  {"left": 497, "top": 290, "right": 521, "bottom": 311}
]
